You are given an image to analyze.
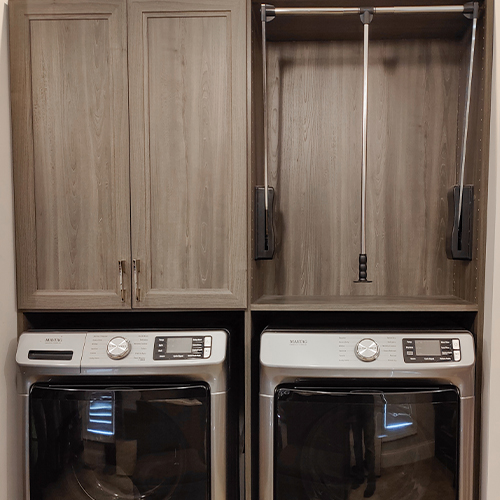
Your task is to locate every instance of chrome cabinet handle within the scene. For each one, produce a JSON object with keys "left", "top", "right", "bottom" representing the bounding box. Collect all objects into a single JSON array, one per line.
[
  {"left": 118, "top": 260, "right": 126, "bottom": 302},
  {"left": 133, "top": 259, "right": 141, "bottom": 302}
]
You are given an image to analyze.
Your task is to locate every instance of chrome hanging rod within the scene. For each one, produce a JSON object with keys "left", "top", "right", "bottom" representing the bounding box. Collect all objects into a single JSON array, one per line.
[
  {"left": 263, "top": 3, "right": 475, "bottom": 20},
  {"left": 457, "top": 1, "right": 479, "bottom": 230},
  {"left": 262, "top": 4, "right": 270, "bottom": 246}
]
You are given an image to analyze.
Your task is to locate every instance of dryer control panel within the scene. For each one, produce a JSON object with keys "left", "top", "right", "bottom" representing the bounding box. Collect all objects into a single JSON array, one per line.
[{"left": 403, "top": 338, "right": 461, "bottom": 363}]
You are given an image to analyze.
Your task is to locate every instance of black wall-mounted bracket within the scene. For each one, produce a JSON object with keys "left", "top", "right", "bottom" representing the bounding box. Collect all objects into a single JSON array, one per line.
[
  {"left": 255, "top": 187, "right": 275, "bottom": 260},
  {"left": 447, "top": 185, "right": 474, "bottom": 261}
]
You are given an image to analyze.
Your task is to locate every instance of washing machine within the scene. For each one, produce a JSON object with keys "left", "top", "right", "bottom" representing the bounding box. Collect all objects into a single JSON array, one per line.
[
  {"left": 260, "top": 329, "right": 475, "bottom": 500},
  {"left": 16, "top": 330, "right": 235, "bottom": 500}
]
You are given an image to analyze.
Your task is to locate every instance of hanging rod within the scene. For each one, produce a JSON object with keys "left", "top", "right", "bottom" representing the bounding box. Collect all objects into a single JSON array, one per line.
[{"left": 264, "top": 3, "right": 475, "bottom": 20}]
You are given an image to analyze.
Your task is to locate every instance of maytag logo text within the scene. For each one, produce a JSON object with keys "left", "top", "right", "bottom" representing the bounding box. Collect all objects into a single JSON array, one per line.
[{"left": 45, "top": 337, "right": 63, "bottom": 344}]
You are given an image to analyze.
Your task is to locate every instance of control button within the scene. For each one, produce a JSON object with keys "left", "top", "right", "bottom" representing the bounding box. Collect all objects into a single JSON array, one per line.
[
  {"left": 204, "top": 336, "right": 212, "bottom": 347},
  {"left": 452, "top": 339, "right": 460, "bottom": 350},
  {"left": 355, "top": 339, "right": 380, "bottom": 362},
  {"left": 203, "top": 348, "right": 211, "bottom": 359},
  {"left": 454, "top": 351, "right": 461, "bottom": 362},
  {"left": 107, "top": 337, "right": 132, "bottom": 360}
]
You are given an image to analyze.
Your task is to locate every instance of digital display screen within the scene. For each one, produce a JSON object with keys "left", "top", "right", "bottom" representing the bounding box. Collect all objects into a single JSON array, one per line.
[
  {"left": 415, "top": 340, "right": 441, "bottom": 356},
  {"left": 167, "top": 337, "right": 192, "bottom": 354}
]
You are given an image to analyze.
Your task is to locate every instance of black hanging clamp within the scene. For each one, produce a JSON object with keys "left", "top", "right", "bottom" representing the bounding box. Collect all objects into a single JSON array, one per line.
[
  {"left": 360, "top": 7, "right": 374, "bottom": 24},
  {"left": 463, "top": 2, "right": 479, "bottom": 20},
  {"left": 262, "top": 4, "right": 276, "bottom": 22}
]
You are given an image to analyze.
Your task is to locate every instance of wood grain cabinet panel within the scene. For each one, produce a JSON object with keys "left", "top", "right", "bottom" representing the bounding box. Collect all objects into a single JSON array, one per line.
[
  {"left": 10, "top": 0, "right": 247, "bottom": 310},
  {"left": 128, "top": 0, "right": 247, "bottom": 308},
  {"left": 10, "top": 0, "right": 131, "bottom": 310}
]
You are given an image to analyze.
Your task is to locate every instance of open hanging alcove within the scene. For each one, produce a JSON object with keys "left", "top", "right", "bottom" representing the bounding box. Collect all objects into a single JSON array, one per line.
[{"left": 251, "top": 0, "right": 490, "bottom": 312}]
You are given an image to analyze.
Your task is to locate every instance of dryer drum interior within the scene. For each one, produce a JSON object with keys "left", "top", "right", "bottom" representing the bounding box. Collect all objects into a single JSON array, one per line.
[
  {"left": 274, "top": 384, "right": 459, "bottom": 500},
  {"left": 28, "top": 383, "right": 210, "bottom": 500}
]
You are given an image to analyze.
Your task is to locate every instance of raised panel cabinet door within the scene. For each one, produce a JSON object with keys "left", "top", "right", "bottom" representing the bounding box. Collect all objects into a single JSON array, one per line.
[
  {"left": 128, "top": 0, "right": 247, "bottom": 308},
  {"left": 10, "top": 0, "right": 131, "bottom": 309}
]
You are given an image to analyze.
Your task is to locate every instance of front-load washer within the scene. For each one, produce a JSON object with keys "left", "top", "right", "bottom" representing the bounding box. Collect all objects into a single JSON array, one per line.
[
  {"left": 260, "top": 329, "right": 475, "bottom": 500},
  {"left": 16, "top": 330, "right": 235, "bottom": 500}
]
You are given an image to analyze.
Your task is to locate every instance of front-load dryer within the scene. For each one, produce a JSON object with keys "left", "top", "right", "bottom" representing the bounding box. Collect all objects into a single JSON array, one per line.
[
  {"left": 260, "top": 329, "right": 475, "bottom": 500},
  {"left": 17, "top": 330, "right": 235, "bottom": 500}
]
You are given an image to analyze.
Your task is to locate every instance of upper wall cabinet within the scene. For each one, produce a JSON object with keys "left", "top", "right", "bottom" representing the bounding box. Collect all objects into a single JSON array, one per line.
[
  {"left": 10, "top": 0, "right": 131, "bottom": 310},
  {"left": 128, "top": 0, "right": 247, "bottom": 309},
  {"left": 9, "top": 0, "right": 247, "bottom": 310}
]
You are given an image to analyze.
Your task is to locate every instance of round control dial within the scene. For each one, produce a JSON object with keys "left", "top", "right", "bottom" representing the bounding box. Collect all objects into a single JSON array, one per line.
[
  {"left": 107, "top": 336, "right": 132, "bottom": 360},
  {"left": 355, "top": 338, "right": 380, "bottom": 362}
]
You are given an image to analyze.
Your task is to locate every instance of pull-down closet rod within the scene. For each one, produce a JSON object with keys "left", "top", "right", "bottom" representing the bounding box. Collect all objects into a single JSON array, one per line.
[{"left": 265, "top": 4, "right": 472, "bottom": 17}]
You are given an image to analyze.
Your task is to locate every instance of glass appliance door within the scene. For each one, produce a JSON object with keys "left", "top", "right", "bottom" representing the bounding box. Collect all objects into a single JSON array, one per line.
[
  {"left": 274, "top": 386, "right": 459, "bottom": 500},
  {"left": 29, "top": 383, "right": 210, "bottom": 500}
]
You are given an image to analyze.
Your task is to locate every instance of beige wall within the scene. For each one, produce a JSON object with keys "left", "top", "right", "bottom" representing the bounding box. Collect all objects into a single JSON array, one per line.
[{"left": 0, "top": 1, "right": 21, "bottom": 499}]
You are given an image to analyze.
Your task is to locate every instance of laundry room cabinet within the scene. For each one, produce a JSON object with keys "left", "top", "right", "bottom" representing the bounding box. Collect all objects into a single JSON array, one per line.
[
  {"left": 250, "top": 0, "right": 492, "bottom": 314},
  {"left": 9, "top": 0, "right": 247, "bottom": 310}
]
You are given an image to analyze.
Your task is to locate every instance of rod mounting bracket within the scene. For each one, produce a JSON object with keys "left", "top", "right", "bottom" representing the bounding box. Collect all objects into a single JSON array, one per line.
[
  {"left": 262, "top": 4, "right": 276, "bottom": 22},
  {"left": 463, "top": 1, "right": 479, "bottom": 19},
  {"left": 360, "top": 7, "right": 374, "bottom": 24},
  {"left": 447, "top": 185, "right": 474, "bottom": 260}
]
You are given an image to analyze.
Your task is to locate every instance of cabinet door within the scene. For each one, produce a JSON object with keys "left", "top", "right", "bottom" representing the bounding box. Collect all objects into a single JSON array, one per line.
[
  {"left": 10, "top": 0, "right": 131, "bottom": 309},
  {"left": 128, "top": 0, "right": 247, "bottom": 309}
]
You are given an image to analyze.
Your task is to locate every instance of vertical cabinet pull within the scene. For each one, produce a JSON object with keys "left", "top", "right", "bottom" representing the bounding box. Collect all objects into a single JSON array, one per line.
[
  {"left": 133, "top": 259, "right": 141, "bottom": 302},
  {"left": 118, "top": 260, "right": 126, "bottom": 302}
]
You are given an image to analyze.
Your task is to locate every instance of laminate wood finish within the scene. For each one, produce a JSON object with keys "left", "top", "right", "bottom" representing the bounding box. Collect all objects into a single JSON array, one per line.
[
  {"left": 10, "top": 0, "right": 131, "bottom": 309},
  {"left": 128, "top": 0, "right": 247, "bottom": 309},
  {"left": 253, "top": 39, "right": 463, "bottom": 301},
  {"left": 251, "top": 294, "right": 478, "bottom": 311},
  {"left": 454, "top": 15, "right": 491, "bottom": 309}
]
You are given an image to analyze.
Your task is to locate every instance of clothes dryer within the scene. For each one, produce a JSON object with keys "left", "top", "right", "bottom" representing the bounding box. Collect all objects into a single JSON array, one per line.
[{"left": 260, "top": 329, "right": 475, "bottom": 500}]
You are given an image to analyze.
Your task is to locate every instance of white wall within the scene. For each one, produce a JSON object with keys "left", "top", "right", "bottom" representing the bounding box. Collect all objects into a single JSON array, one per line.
[
  {"left": 0, "top": 2, "right": 498, "bottom": 500},
  {"left": 482, "top": 3, "right": 500, "bottom": 499},
  {"left": 0, "top": 1, "right": 21, "bottom": 499}
]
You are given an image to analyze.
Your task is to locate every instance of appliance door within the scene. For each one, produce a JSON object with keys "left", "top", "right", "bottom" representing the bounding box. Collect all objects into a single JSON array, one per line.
[
  {"left": 29, "top": 383, "right": 210, "bottom": 500},
  {"left": 274, "top": 386, "right": 459, "bottom": 500}
]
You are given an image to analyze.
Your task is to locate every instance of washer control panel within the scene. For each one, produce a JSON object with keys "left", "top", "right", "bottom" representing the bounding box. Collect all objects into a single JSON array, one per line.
[
  {"left": 403, "top": 338, "right": 461, "bottom": 363},
  {"left": 153, "top": 335, "right": 212, "bottom": 360}
]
